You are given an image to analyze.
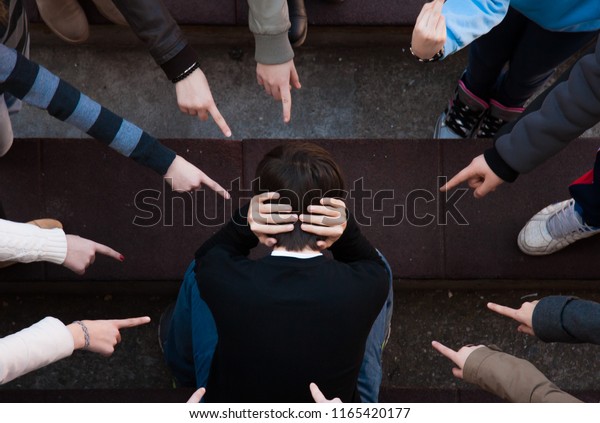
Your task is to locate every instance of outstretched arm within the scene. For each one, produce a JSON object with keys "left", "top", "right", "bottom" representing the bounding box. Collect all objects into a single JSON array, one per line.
[
  {"left": 0, "top": 316, "right": 150, "bottom": 385},
  {"left": 112, "top": 0, "right": 231, "bottom": 136},
  {"left": 432, "top": 342, "right": 580, "bottom": 403},
  {"left": 440, "top": 39, "right": 600, "bottom": 198},
  {"left": 489, "top": 38, "right": 600, "bottom": 176},
  {"left": 0, "top": 219, "right": 123, "bottom": 274},
  {"left": 248, "top": 0, "right": 300, "bottom": 123},
  {"left": 0, "top": 44, "right": 228, "bottom": 196},
  {"left": 489, "top": 297, "right": 600, "bottom": 345}
]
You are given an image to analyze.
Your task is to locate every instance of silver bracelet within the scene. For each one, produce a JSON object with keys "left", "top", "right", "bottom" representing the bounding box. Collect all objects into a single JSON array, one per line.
[{"left": 73, "top": 320, "right": 90, "bottom": 349}]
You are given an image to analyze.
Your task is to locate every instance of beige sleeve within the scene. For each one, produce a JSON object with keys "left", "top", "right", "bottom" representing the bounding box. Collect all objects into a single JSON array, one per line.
[
  {"left": 463, "top": 346, "right": 581, "bottom": 403},
  {"left": 0, "top": 317, "right": 74, "bottom": 384}
]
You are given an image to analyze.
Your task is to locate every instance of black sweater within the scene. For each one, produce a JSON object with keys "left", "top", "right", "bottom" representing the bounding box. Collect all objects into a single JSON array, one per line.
[{"left": 194, "top": 205, "right": 389, "bottom": 403}]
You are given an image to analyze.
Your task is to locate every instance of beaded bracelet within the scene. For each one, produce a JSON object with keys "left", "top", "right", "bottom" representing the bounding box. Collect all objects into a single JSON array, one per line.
[
  {"left": 409, "top": 45, "right": 444, "bottom": 63},
  {"left": 171, "top": 62, "right": 201, "bottom": 83},
  {"left": 73, "top": 320, "right": 90, "bottom": 349}
]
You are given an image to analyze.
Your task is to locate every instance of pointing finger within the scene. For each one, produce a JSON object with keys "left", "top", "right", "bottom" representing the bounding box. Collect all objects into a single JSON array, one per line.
[
  {"left": 94, "top": 242, "right": 123, "bottom": 262},
  {"left": 440, "top": 167, "right": 472, "bottom": 192},
  {"left": 281, "top": 84, "right": 292, "bottom": 123},
  {"left": 187, "top": 388, "right": 206, "bottom": 403},
  {"left": 209, "top": 104, "right": 232, "bottom": 138},
  {"left": 199, "top": 175, "right": 231, "bottom": 200},
  {"left": 431, "top": 340, "right": 458, "bottom": 363},
  {"left": 114, "top": 316, "right": 151, "bottom": 329},
  {"left": 309, "top": 383, "right": 327, "bottom": 403},
  {"left": 487, "top": 302, "right": 519, "bottom": 319}
]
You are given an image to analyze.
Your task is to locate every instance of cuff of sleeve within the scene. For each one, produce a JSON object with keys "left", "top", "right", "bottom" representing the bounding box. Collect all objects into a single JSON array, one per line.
[
  {"left": 130, "top": 133, "right": 177, "bottom": 176},
  {"left": 160, "top": 44, "right": 199, "bottom": 81},
  {"left": 484, "top": 147, "right": 519, "bottom": 183},
  {"left": 532, "top": 296, "right": 577, "bottom": 343},
  {"left": 254, "top": 32, "right": 294, "bottom": 65},
  {"left": 41, "top": 228, "right": 68, "bottom": 265},
  {"left": 462, "top": 346, "right": 499, "bottom": 383}
]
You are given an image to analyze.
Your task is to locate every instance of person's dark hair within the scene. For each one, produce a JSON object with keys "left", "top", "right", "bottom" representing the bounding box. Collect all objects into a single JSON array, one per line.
[{"left": 254, "top": 143, "right": 345, "bottom": 251}]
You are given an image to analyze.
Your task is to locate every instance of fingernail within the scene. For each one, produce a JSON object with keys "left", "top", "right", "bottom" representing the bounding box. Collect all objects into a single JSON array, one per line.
[{"left": 119, "top": 255, "right": 125, "bottom": 262}]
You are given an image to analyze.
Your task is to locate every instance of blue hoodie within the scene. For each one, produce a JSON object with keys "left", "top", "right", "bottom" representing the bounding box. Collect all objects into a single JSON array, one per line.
[{"left": 443, "top": 0, "right": 600, "bottom": 58}]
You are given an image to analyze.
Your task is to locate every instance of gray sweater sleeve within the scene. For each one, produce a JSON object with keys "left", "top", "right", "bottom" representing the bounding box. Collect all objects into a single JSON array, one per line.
[
  {"left": 248, "top": 0, "right": 294, "bottom": 65},
  {"left": 532, "top": 296, "right": 600, "bottom": 345},
  {"left": 488, "top": 37, "right": 600, "bottom": 177}
]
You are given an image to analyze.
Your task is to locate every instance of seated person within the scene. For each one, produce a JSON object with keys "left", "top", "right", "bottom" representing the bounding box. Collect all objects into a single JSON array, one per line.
[{"left": 162, "top": 143, "right": 393, "bottom": 402}]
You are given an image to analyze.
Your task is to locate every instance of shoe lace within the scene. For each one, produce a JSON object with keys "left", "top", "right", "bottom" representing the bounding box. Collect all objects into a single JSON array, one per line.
[
  {"left": 547, "top": 199, "right": 595, "bottom": 238},
  {"left": 445, "top": 98, "right": 484, "bottom": 138},
  {"left": 476, "top": 113, "right": 505, "bottom": 138}
]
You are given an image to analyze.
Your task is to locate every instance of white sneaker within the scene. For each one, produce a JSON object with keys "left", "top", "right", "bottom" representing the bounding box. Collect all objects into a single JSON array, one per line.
[
  {"left": 0, "top": 96, "right": 13, "bottom": 157},
  {"left": 518, "top": 199, "right": 600, "bottom": 255}
]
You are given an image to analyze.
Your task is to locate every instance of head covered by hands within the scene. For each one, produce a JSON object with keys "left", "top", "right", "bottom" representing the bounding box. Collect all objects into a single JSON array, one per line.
[{"left": 252, "top": 143, "right": 346, "bottom": 251}]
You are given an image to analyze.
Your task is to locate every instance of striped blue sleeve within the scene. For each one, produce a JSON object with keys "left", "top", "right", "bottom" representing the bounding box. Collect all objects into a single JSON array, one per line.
[
  {"left": 0, "top": 43, "right": 176, "bottom": 175},
  {"left": 442, "top": 0, "right": 509, "bottom": 58}
]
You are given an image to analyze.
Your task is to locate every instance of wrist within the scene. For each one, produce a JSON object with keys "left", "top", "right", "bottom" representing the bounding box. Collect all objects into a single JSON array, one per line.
[
  {"left": 483, "top": 147, "right": 519, "bottom": 183},
  {"left": 67, "top": 323, "right": 86, "bottom": 350},
  {"left": 160, "top": 44, "right": 199, "bottom": 81},
  {"left": 254, "top": 32, "right": 294, "bottom": 65},
  {"left": 68, "top": 320, "right": 91, "bottom": 350},
  {"left": 410, "top": 45, "right": 444, "bottom": 62},
  {"left": 171, "top": 62, "right": 201, "bottom": 84}
]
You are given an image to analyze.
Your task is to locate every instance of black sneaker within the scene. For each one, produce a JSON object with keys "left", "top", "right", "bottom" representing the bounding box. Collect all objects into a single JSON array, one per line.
[
  {"left": 476, "top": 100, "right": 524, "bottom": 138},
  {"left": 434, "top": 80, "right": 488, "bottom": 139}
]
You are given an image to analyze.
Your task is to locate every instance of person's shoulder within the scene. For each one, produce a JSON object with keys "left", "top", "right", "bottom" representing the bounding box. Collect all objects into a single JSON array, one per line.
[
  {"left": 329, "top": 258, "right": 388, "bottom": 287},
  {"left": 197, "top": 244, "right": 255, "bottom": 268}
]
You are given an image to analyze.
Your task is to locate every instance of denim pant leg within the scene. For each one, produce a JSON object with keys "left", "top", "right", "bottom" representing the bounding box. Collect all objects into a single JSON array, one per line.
[
  {"left": 4, "top": 93, "right": 22, "bottom": 115},
  {"left": 570, "top": 151, "right": 600, "bottom": 227},
  {"left": 164, "top": 260, "right": 218, "bottom": 389},
  {"left": 357, "top": 250, "right": 394, "bottom": 403}
]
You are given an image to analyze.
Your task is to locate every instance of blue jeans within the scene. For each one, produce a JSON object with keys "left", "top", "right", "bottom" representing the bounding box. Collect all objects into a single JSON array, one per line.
[
  {"left": 163, "top": 261, "right": 217, "bottom": 389},
  {"left": 163, "top": 254, "right": 394, "bottom": 402},
  {"left": 358, "top": 250, "right": 394, "bottom": 403}
]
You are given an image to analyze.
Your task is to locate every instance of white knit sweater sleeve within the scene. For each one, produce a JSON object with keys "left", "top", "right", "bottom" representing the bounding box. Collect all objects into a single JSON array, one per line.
[
  {"left": 0, "top": 317, "right": 75, "bottom": 384},
  {"left": 0, "top": 219, "right": 68, "bottom": 264}
]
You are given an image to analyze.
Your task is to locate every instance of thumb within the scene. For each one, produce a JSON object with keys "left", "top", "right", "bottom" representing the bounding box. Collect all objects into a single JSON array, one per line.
[
  {"left": 451, "top": 367, "right": 464, "bottom": 379},
  {"left": 291, "top": 65, "right": 301, "bottom": 89}
]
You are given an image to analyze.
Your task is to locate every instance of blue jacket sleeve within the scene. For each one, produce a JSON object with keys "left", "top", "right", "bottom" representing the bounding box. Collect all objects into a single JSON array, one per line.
[
  {"left": 442, "top": 0, "right": 509, "bottom": 58},
  {"left": 532, "top": 296, "right": 600, "bottom": 344}
]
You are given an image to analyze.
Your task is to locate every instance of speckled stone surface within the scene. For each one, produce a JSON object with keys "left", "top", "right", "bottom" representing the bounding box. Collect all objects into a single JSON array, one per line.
[{"left": 1, "top": 287, "right": 600, "bottom": 401}]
